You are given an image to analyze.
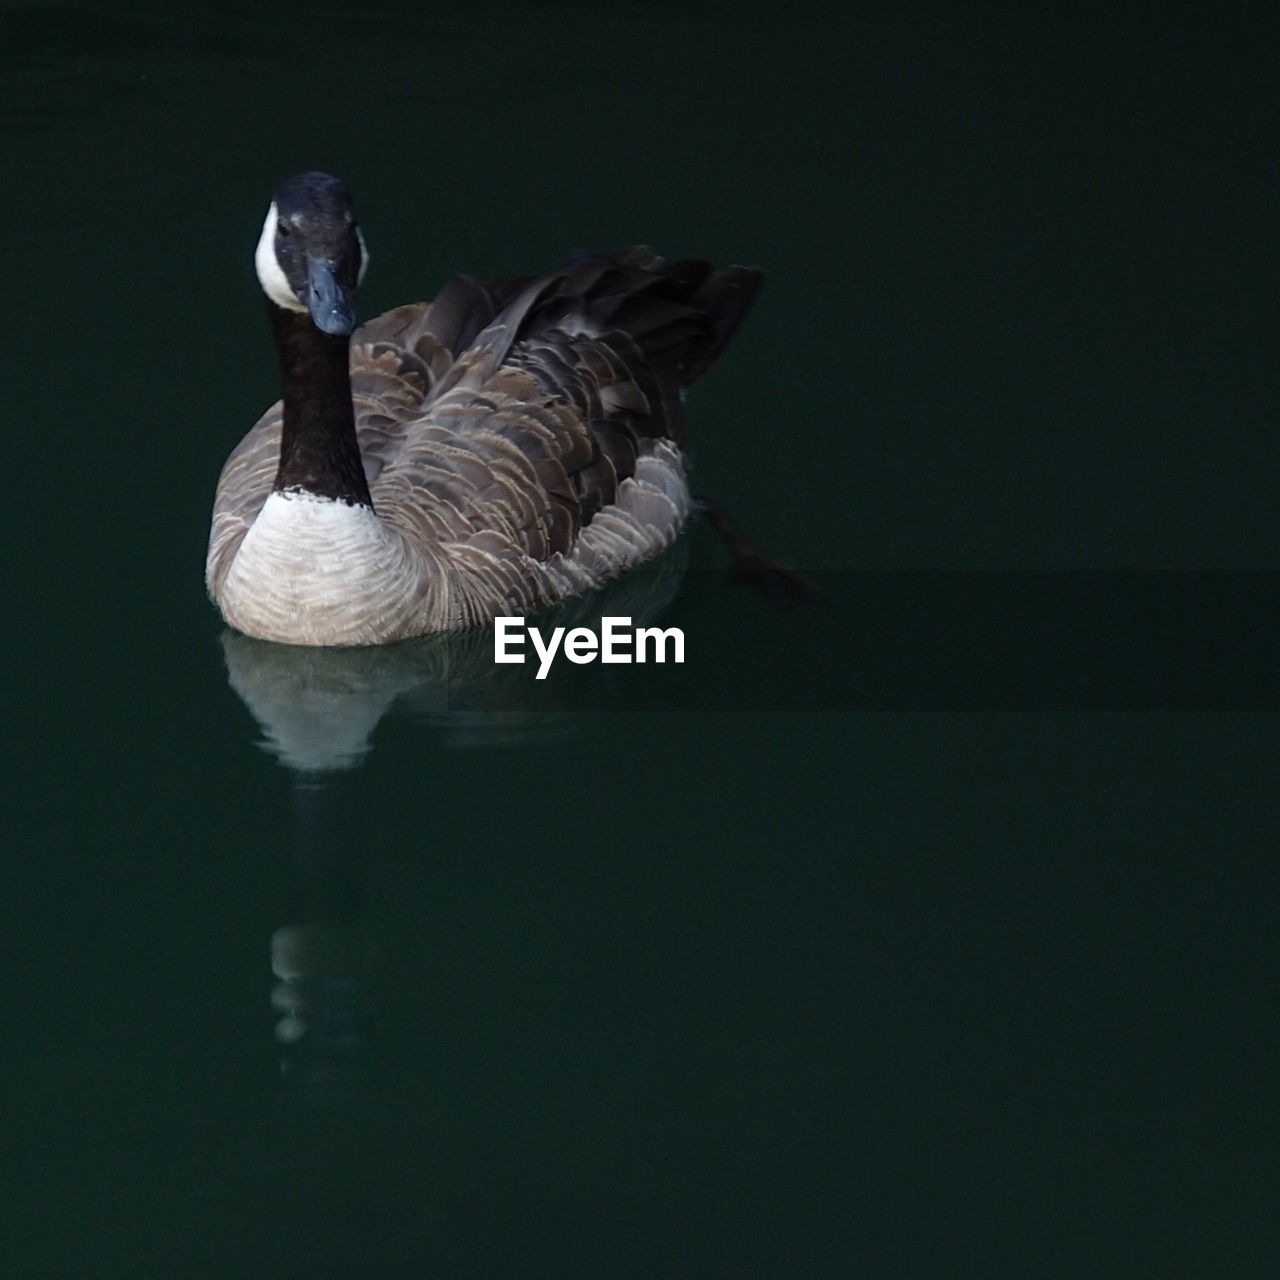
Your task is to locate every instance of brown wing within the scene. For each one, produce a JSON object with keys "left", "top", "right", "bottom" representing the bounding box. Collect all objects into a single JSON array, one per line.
[
  {"left": 369, "top": 354, "right": 592, "bottom": 565},
  {"left": 362, "top": 253, "right": 761, "bottom": 568}
]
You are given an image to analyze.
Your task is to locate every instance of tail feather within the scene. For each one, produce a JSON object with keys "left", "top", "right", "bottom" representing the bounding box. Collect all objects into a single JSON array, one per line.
[
  {"left": 682, "top": 266, "right": 764, "bottom": 387},
  {"left": 426, "top": 246, "right": 762, "bottom": 431}
]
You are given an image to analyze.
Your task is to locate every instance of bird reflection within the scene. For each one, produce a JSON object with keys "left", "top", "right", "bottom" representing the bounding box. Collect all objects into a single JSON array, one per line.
[
  {"left": 222, "top": 542, "right": 687, "bottom": 769},
  {"left": 222, "top": 547, "right": 687, "bottom": 1103},
  {"left": 268, "top": 769, "right": 378, "bottom": 1103}
]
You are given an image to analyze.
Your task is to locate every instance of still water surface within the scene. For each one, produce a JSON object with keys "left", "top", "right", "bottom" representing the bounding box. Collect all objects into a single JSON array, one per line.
[{"left": 3, "top": 4, "right": 1276, "bottom": 1276}]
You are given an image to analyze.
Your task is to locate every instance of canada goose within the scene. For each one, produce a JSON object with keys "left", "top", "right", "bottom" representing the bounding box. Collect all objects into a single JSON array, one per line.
[{"left": 206, "top": 172, "right": 761, "bottom": 646}]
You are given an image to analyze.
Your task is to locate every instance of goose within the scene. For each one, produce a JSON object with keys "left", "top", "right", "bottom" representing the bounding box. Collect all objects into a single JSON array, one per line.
[{"left": 206, "top": 172, "right": 762, "bottom": 646}]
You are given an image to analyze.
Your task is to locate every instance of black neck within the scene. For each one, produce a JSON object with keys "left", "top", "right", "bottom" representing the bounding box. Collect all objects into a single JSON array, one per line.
[{"left": 269, "top": 302, "right": 373, "bottom": 507}]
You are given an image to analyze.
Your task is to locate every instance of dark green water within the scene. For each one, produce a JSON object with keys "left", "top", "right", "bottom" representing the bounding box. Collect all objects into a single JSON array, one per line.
[{"left": 3, "top": 4, "right": 1277, "bottom": 1276}]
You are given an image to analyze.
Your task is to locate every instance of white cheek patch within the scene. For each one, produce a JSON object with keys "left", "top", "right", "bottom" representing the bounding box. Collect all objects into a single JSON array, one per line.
[{"left": 254, "top": 202, "right": 307, "bottom": 312}]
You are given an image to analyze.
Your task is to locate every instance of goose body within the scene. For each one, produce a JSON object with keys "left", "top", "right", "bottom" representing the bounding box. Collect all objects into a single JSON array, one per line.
[{"left": 206, "top": 172, "right": 762, "bottom": 646}]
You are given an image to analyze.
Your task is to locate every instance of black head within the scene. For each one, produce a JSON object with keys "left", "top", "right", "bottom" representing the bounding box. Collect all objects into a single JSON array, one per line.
[{"left": 255, "top": 171, "right": 368, "bottom": 336}]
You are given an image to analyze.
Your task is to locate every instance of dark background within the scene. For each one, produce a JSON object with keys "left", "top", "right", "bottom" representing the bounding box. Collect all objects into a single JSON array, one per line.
[{"left": 2, "top": 3, "right": 1277, "bottom": 1276}]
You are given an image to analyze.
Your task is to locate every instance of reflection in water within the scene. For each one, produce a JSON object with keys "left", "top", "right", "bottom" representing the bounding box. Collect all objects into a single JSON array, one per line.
[
  {"left": 222, "top": 543, "right": 687, "bottom": 769},
  {"left": 222, "top": 549, "right": 687, "bottom": 1102},
  {"left": 269, "top": 772, "right": 378, "bottom": 1103}
]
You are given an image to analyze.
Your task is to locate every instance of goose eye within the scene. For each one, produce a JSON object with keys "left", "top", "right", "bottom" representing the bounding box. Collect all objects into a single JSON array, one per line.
[{"left": 276, "top": 221, "right": 291, "bottom": 239}]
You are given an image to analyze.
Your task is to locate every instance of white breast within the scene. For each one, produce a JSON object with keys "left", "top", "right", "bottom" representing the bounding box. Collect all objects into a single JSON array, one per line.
[{"left": 218, "top": 491, "right": 434, "bottom": 644}]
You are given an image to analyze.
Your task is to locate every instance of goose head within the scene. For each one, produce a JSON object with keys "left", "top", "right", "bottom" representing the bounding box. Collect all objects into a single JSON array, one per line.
[{"left": 254, "top": 171, "right": 369, "bottom": 336}]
